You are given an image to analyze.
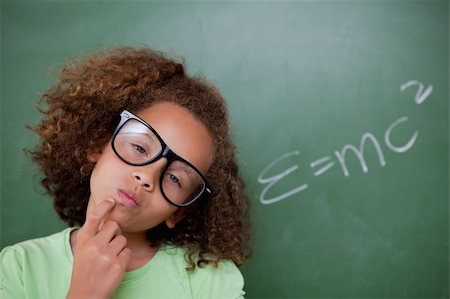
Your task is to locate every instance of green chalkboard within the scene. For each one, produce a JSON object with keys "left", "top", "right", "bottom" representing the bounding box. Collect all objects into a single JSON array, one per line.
[{"left": 1, "top": 1, "right": 448, "bottom": 298}]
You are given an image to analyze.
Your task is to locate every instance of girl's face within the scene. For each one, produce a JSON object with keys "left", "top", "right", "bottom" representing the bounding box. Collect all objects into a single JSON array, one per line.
[{"left": 87, "top": 101, "right": 214, "bottom": 232}]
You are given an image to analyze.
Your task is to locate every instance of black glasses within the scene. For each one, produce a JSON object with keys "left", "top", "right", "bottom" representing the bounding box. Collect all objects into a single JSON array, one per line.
[{"left": 111, "top": 110, "right": 212, "bottom": 207}]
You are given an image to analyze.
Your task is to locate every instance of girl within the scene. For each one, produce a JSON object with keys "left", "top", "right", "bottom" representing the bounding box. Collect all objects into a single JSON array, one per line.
[{"left": 0, "top": 46, "right": 251, "bottom": 298}]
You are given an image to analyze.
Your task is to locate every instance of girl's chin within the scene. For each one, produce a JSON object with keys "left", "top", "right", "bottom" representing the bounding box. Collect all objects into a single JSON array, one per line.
[{"left": 108, "top": 209, "right": 130, "bottom": 223}]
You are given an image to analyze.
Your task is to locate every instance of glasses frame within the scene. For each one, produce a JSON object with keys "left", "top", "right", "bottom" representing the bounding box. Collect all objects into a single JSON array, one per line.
[{"left": 111, "top": 110, "right": 212, "bottom": 207}]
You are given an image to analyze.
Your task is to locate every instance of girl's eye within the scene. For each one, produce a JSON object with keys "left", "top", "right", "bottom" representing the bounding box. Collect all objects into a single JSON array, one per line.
[
  {"left": 132, "top": 144, "right": 147, "bottom": 155},
  {"left": 169, "top": 174, "right": 180, "bottom": 184},
  {"left": 167, "top": 173, "right": 182, "bottom": 188}
]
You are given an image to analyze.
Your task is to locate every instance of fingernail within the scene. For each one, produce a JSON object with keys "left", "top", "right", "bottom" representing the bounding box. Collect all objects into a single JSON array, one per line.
[{"left": 106, "top": 198, "right": 115, "bottom": 204}]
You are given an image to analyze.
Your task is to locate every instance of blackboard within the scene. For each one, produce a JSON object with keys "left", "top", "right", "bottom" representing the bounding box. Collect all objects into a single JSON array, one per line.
[{"left": 1, "top": 1, "right": 448, "bottom": 298}]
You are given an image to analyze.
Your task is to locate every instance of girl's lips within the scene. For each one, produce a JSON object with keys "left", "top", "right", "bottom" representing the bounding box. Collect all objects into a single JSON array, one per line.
[{"left": 117, "top": 189, "right": 139, "bottom": 208}]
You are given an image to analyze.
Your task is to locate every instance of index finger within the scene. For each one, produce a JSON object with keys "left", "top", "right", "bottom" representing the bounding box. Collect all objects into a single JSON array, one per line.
[{"left": 81, "top": 198, "right": 116, "bottom": 238}]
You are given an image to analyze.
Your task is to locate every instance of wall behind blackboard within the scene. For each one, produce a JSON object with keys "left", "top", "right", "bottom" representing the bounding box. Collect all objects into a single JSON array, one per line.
[{"left": 1, "top": 1, "right": 448, "bottom": 298}]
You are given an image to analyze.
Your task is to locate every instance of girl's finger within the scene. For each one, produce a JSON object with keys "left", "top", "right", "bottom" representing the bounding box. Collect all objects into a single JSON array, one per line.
[
  {"left": 95, "top": 220, "right": 122, "bottom": 245},
  {"left": 79, "top": 199, "right": 116, "bottom": 241},
  {"left": 117, "top": 247, "right": 132, "bottom": 268},
  {"left": 109, "top": 235, "right": 128, "bottom": 256}
]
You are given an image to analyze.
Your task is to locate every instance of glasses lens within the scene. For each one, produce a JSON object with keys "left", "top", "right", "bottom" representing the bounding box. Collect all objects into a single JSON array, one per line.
[
  {"left": 114, "top": 119, "right": 162, "bottom": 164},
  {"left": 162, "top": 160, "right": 205, "bottom": 205}
]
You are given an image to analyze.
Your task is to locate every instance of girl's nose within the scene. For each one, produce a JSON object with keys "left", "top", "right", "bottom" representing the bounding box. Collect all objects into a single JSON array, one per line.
[
  {"left": 131, "top": 160, "right": 165, "bottom": 192},
  {"left": 132, "top": 172, "right": 154, "bottom": 192}
]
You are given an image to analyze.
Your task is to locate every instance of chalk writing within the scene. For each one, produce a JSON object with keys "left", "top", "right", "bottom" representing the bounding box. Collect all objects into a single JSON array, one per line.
[
  {"left": 400, "top": 80, "right": 433, "bottom": 105},
  {"left": 258, "top": 80, "right": 432, "bottom": 205},
  {"left": 257, "top": 151, "right": 308, "bottom": 205}
]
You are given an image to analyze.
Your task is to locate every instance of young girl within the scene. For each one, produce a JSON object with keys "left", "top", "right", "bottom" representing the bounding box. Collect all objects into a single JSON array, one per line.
[{"left": 0, "top": 46, "right": 251, "bottom": 298}]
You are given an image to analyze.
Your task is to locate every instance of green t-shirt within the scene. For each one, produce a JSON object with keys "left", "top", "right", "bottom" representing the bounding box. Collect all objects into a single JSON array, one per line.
[{"left": 0, "top": 227, "right": 245, "bottom": 299}]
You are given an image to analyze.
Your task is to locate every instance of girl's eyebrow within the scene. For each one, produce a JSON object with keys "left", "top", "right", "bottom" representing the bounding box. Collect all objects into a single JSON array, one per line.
[
  {"left": 120, "top": 121, "right": 160, "bottom": 142},
  {"left": 119, "top": 131, "right": 158, "bottom": 143},
  {"left": 120, "top": 121, "right": 149, "bottom": 134},
  {"left": 173, "top": 167, "right": 197, "bottom": 185}
]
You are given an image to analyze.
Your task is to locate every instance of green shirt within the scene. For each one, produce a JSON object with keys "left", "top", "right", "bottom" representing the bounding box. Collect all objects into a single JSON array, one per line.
[{"left": 0, "top": 227, "right": 245, "bottom": 299}]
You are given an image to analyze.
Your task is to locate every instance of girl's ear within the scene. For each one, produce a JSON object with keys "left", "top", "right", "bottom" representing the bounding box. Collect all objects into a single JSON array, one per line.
[
  {"left": 165, "top": 209, "right": 186, "bottom": 229},
  {"left": 87, "top": 150, "right": 103, "bottom": 163},
  {"left": 88, "top": 143, "right": 108, "bottom": 162}
]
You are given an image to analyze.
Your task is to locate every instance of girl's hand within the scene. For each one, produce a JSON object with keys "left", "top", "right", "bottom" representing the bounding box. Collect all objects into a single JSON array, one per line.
[{"left": 66, "top": 199, "right": 131, "bottom": 299}]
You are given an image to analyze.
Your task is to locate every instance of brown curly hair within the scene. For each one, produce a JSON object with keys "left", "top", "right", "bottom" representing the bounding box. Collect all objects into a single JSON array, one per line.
[{"left": 28, "top": 46, "right": 251, "bottom": 270}]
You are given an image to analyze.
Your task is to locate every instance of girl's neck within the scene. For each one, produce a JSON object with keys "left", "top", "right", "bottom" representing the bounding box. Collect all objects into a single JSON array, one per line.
[
  {"left": 121, "top": 231, "right": 159, "bottom": 271},
  {"left": 69, "top": 229, "right": 159, "bottom": 272}
]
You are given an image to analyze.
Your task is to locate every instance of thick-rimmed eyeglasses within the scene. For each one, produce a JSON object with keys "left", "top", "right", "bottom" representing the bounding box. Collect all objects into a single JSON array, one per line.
[{"left": 111, "top": 110, "right": 212, "bottom": 207}]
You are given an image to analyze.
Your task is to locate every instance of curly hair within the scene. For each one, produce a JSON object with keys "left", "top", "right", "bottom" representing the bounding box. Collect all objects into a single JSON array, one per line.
[{"left": 28, "top": 46, "right": 251, "bottom": 270}]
